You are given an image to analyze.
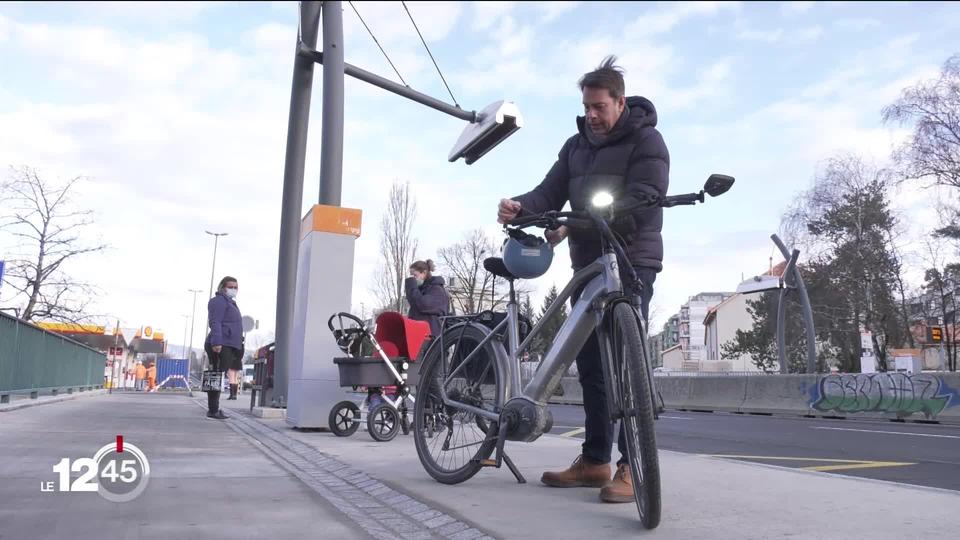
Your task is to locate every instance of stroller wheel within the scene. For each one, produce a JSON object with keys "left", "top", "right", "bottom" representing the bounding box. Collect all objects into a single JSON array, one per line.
[
  {"left": 368, "top": 404, "right": 400, "bottom": 442},
  {"left": 329, "top": 401, "right": 361, "bottom": 437}
]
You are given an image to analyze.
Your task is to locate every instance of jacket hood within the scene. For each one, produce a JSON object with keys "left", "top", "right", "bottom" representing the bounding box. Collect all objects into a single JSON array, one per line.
[{"left": 578, "top": 95, "right": 658, "bottom": 147}]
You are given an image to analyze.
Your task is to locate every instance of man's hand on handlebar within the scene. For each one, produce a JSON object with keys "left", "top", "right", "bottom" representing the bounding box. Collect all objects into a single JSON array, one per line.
[
  {"left": 545, "top": 225, "right": 568, "bottom": 246},
  {"left": 498, "top": 198, "right": 522, "bottom": 224}
]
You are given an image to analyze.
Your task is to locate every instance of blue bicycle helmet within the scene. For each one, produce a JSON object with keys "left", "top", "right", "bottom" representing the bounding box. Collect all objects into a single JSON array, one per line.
[{"left": 502, "top": 229, "right": 554, "bottom": 279}]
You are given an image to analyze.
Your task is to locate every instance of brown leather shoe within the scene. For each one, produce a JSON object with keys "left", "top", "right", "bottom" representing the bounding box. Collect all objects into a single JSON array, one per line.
[
  {"left": 541, "top": 455, "right": 611, "bottom": 488},
  {"left": 600, "top": 463, "right": 634, "bottom": 503}
]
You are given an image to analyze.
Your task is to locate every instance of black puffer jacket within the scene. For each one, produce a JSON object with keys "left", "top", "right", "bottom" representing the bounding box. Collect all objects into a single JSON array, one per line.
[{"left": 512, "top": 96, "right": 670, "bottom": 271}]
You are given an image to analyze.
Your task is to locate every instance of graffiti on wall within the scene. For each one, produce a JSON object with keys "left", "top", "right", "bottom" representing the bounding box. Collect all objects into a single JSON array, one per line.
[{"left": 810, "top": 373, "right": 959, "bottom": 418}]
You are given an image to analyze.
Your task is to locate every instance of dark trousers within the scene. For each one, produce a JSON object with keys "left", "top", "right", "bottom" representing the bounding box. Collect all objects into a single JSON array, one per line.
[
  {"left": 574, "top": 266, "right": 656, "bottom": 466},
  {"left": 204, "top": 342, "right": 237, "bottom": 414}
]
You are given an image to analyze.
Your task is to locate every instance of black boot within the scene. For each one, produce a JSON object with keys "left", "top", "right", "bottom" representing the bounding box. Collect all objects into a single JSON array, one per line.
[
  {"left": 206, "top": 391, "right": 227, "bottom": 419},
  {"left": 229, "top": 384, "right": 238, "bottom": 400}
]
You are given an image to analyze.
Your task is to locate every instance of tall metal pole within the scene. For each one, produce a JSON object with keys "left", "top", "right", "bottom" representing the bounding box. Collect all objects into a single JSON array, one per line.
[
  {"left": 181, "top": 315, "right": 190, "bottom": 358},
  {"left": 319, "top": 0, "right": 344, "bottom": 206},
  {"left": 205, "top": 231, "right": 228, "bottom": 301},
  {"left": 188, "top": 289, "right": 202, "bottom": 383},
  {"left": 275, "top": 1, "right": 322, "bottom": 407},
  {"left": 771, "top": 234, "right": 817, "bottom": 373}
]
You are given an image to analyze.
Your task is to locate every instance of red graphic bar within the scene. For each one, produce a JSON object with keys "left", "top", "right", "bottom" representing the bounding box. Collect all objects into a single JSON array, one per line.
[{"left": 116, "top": 435, "right": 123, "bottom": 453}]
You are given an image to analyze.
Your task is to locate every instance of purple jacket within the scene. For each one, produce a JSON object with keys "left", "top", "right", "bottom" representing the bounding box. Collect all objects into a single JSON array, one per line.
[
  {"left": 206, "top": 292, "right": 244, "bottom": 349},
  {"left": 405, "top": 276, "right": 450, "bottom": 336}
]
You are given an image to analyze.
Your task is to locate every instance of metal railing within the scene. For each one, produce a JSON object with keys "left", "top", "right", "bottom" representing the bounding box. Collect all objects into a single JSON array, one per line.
[{"left": 0, "top": 311, "right": 106, "bottom": 403}]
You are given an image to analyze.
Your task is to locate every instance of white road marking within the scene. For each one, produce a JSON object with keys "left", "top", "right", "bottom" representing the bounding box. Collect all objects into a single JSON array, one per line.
[{"left": 812, "top": 426, "right": 960, "bottom": 439}]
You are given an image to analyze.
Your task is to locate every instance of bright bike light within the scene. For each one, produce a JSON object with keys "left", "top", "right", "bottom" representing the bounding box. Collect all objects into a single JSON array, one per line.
[{"left": 591, "top": 192, "right": 614, "bottom": 208}]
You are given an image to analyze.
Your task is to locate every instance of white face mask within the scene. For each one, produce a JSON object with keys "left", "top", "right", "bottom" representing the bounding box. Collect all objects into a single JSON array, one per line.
[{"left": 225, "top": 288, "right": 238, "bottom": 299}]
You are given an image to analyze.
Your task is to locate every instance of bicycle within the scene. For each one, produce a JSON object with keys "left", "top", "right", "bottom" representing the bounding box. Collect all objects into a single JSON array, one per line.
[{"left": 412, "top": 174, "right": 734, "bottom": 530}]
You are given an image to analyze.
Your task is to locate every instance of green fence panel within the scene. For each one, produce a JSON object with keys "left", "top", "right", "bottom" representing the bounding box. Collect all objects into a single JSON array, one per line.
[{"left": 0, "top": 312, "right": 106, "bottom": 394}]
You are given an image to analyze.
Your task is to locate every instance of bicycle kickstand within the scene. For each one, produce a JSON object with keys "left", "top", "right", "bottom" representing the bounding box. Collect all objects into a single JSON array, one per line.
[{"left": 479, "top": 420, "right": 526, "bottom": 484}]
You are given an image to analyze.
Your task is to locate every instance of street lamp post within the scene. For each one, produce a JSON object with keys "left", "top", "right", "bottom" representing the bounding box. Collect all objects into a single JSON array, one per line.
[
  {"left": 205, "top": 231, "right": 229, "bottom": 301},
  {"left": 188, "top": 288, "right": 202, "bottom": 385},
  {"left": 181, "top": 314, "right": 190, "bottom": 358}
]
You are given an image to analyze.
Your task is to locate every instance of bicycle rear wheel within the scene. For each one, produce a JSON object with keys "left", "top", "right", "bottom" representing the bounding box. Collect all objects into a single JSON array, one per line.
[
  {"left": 611, "top": 302, "right": 661, "bottom": 529},
  {"left": 413, "top": 324, "right": 503, "bottom": 484}
]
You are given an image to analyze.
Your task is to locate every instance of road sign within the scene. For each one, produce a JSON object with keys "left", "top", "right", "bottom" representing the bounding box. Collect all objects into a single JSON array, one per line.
[{"left": 930, "top": 326, "right": 943, "bottom": 343}]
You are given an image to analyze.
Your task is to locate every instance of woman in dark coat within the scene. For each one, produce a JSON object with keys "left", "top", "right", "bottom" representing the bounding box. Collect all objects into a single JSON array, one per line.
[
  {"left": 204, "top": 275, "right": 244, "bottom": 419},
  {"left": 404, "top": 259, "right": 450, "bottom": 337}
]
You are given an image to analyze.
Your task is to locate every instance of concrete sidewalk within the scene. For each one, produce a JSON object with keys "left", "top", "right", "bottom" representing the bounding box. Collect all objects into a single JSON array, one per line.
[
  {"left": 0, "top": 392, "right": 366, "bottom": 540},
  {"left": 235, "top": 399, "right": 960, "bottom": 540},
  {"left": 3, "top": 391, "right": 959, "bottom": 539}
]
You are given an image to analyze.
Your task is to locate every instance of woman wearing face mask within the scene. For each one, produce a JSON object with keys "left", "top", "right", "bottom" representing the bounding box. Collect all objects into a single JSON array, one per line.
[
  {"left": 404, "top": 259, "right": 450, "bottom": 337},
  {"left": 204, "top": 276, "right": 244, "bottom": 419}
]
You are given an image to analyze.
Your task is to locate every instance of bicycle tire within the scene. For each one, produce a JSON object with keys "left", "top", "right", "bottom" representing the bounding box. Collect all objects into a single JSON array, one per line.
[
  {"left": 413, "top": 324, "right": 502, "bottom": 485},
  {"left": 612, "top": 302, "right": 661, "bottom": 529}
]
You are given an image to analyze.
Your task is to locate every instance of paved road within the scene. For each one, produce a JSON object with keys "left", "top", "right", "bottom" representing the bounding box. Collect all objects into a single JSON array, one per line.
[{"left": 548, "top": 404, "right": 960, "bottom": 492}]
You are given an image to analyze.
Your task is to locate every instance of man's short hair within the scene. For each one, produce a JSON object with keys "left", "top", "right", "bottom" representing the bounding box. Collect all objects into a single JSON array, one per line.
[{"left": 578, "top": 55, "right": 625, "bottom": 100}]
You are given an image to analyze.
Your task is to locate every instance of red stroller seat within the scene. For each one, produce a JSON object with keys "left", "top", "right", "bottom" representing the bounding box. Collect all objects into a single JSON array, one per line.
[
  {"left": 373, "top": 312, "right": 430, "bottom": 396},
  {"left": 373, "top": 311, "right": 430, "bottom": 361}
]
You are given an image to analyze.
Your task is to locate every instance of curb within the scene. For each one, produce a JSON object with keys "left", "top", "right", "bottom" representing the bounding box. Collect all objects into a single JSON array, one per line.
[
  {"left": 0, "top": 389, "right": 109, "bottom": 413},
  {"left": 195, "top": 399, "right": 496, "bottom": 540}
]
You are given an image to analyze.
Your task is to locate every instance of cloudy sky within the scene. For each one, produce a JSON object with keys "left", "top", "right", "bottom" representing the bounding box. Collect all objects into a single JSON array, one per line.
[{"left": 1, "top": 1, "right": 958, "bottom": 351}]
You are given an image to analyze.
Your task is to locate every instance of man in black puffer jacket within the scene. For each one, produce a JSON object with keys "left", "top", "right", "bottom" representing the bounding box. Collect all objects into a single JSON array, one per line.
[{"left": 497, "top": 55, "right": 669, "bottom": 504}]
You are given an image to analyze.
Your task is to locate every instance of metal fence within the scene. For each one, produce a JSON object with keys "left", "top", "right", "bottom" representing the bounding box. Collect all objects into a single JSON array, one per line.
[{"left": 0, "top": 311, "right": 105, "bottom": 402}]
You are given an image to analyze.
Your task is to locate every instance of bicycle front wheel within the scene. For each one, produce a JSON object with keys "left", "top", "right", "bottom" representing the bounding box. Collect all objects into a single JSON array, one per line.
[{"left": 611, "top": 302, "right": 661, "bottom": 529}]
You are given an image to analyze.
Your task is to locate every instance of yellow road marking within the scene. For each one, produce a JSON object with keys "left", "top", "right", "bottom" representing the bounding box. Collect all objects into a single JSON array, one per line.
[
  {"left": 560, "top": 427, "right": 586, "bottom": 437},
  {"left": 803, "top": 462, "right": 915, "bottom": 472},
  {"left": 705, "top": 455, "right": 916, "bottom": 472}
]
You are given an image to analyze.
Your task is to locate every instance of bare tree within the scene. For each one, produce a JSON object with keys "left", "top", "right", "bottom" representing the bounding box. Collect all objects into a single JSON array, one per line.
[
  {"left": 371, "top": 181, "right": 418, "bottom": 312},
  {"left": 882, "top": 53, "right": 960, "bottom": 191},
  {"left": 438, "top": 228, "right": 530, "bottom": 315},
  {"left": 0, "top": 166, "right": 107, "bottom": 322}
]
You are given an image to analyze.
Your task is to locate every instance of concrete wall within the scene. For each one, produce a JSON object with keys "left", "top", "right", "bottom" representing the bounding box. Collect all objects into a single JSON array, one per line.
[{"left": 548, "top": 372, "right": 960, "bottom": 424}]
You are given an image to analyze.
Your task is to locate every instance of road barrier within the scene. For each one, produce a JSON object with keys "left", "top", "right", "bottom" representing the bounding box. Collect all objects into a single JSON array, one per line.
[{"left": 548, "top": 372, "right": 960, "bottom": 424}]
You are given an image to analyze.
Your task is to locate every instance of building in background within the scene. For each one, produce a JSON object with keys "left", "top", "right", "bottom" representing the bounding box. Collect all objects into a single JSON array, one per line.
[
  {"left": 678, "top": 292, "right": 735, "bottom": 369},
  {"left": 648, "top": 314, "right": 680, "bottom": 369},
  {"left": 703, "top": 293, "right": 762, "bottom": 371}
]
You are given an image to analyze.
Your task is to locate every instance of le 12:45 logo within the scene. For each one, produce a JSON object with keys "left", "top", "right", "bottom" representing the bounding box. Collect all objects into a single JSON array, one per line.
[{"left": 42, "top": 436, "right": 151, "bottom": 502}]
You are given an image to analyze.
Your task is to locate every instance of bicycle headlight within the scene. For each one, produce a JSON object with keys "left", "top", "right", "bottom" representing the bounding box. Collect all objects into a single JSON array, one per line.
[{"left": 591, "top": 191, "right": 614, "bottom": 208}]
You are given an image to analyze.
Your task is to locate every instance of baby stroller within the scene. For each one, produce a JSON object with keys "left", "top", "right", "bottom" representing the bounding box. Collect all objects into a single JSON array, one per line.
[{"left": 328, "top": 311, "right": 431, "bottom": 442}]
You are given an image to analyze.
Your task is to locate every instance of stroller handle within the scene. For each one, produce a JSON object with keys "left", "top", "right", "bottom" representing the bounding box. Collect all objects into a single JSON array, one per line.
[{"left": 327, "top": 312, "right": 366, "bottom": 332}]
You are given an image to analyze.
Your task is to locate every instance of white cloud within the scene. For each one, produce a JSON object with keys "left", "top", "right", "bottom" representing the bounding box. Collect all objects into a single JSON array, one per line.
[
  {"left": 628, "top": 1, "right": 741, "bottom": 35},
  {"left": 535, "top": 1, "right": 581, "bottom": 24},
  {"left": 735, "top": 28, "right": 784, "bottom": 43},
  {"left": 735, "top": 25, "right": 822, "bottom": 43},
  {"left": 661, "top": 58, "right": 733, "bottom": 111},
  {"left": 344, "top": 1, "right": 462, "bottom": 44},
  {"left": 0, "top": 14, "right": 10, "bottom": 43},
  {"left": 834, "top": 18, "right": 882, "bottom": 32},
  {"left": 471, "top": 1, "right": 514, "bottom": 31},
  {"left": 781, "top": 1, "right": 815, "bottom": 15}
]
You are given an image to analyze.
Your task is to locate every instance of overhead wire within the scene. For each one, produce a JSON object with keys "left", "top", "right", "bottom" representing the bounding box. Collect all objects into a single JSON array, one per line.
[
  {"left": 348, "top": 1, "right": 409, "bottom": 86},
  {"left": 401, "top": 1, "right": 460, "bottom": 108}
]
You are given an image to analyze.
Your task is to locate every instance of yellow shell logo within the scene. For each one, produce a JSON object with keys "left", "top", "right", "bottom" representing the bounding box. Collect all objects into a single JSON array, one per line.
[{"left": 144, "top": 326, "right": 153, "bottom": 338}]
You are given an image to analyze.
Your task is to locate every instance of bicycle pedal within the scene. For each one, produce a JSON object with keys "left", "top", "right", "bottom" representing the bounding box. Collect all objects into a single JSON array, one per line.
[{"left": 480, "top": 459, "right": 497, "bottom": 467}]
